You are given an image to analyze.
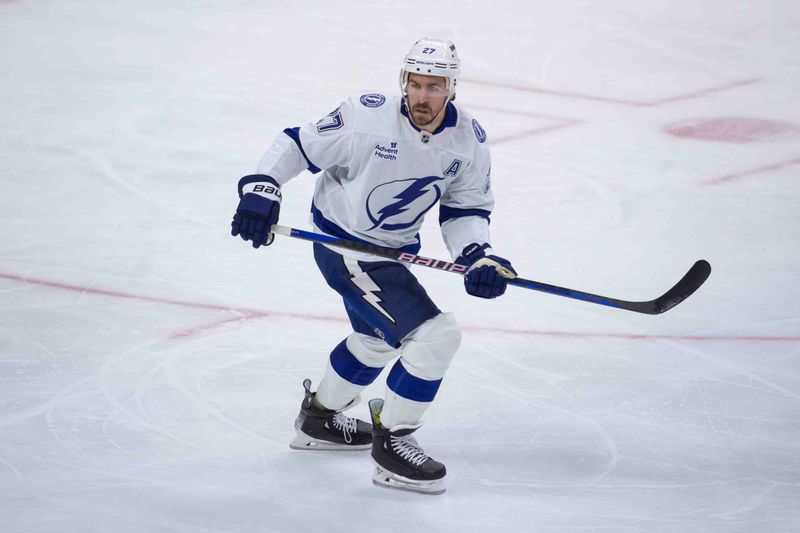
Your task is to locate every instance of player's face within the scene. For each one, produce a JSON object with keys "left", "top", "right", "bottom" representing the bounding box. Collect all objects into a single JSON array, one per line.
[{"left": 406, "top": 74, "right": 449, "bottom": 128}]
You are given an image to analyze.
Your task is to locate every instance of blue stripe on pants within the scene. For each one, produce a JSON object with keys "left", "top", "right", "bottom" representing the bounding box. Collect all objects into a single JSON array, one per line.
[
  {"left": 329, "top": 340, "right": 383, "bottom": 386},
  {"left": 386, "top": 359, "right": 442, "bottom": 402}
]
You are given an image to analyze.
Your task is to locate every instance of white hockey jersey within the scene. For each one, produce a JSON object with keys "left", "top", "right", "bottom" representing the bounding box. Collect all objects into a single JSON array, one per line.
[{"left": 256, "top": 92, "right": 494, "bottom": 260}]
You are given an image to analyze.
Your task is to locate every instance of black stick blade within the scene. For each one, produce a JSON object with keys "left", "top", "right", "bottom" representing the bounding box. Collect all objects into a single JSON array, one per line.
[
  {"left": 643, "top": 259, "right": 712, "bottom": 314},
  {"left": 509, "top": 260, "right": 711, "bottom": 315}
]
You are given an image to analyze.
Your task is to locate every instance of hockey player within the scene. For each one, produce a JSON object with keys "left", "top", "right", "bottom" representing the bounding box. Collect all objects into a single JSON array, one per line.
[{"left": 231, "top": 38, "right": 516, "bottom": 494}]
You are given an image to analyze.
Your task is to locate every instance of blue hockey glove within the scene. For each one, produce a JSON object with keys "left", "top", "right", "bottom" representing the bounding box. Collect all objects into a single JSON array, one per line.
[
  {"left": 231, "top": 174, "right": 282, "bottom": 248},
  {"left": 456, "top": 243, "right": 517, "bottom": 299}
]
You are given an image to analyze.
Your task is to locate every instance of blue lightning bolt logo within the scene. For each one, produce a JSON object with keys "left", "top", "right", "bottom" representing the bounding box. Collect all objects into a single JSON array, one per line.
[{"left": 366, "top": 176, "right": 443, "bottom": 231}]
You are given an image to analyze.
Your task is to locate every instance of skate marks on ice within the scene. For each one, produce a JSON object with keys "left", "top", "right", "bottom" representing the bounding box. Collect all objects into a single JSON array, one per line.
[
  {"left": 445, "top": 343, "right": 620, "bottom": 491},
  {"left": 0, "top": 334, "right": 287, "bottom": 485},
  {"left": 432, "top": 337, "right": 800, "bottom": 526}
]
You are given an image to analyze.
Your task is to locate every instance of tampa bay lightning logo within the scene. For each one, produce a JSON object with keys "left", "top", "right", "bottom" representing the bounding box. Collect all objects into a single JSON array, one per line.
[
  {"left": 360, "top": 93, "right": 386, "bottom": 108},
  {"left": 472, "top": 119, "right": 486, "bottom": 143},
  {"left": 366, "top": 176, "right": 444, "bottom": 231}
]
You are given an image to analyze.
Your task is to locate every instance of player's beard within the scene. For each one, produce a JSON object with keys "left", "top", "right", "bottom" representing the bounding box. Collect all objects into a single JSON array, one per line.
[{"left": 411, "top": 102, "right": 443, "bottom": 127}]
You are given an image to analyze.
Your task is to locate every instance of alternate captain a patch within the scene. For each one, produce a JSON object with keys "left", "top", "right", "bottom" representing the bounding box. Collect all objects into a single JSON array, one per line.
[{"left": 444, "top": 159, "right": 462, "bottom": 177}]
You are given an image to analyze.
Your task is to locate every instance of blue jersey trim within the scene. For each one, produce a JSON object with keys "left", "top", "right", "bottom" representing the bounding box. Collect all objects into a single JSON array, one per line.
[
  {"left": 329, "top": 339, "right": 383, "bottom": 385},
  {"left": 400, "top": 101, "right": 458, "bottom": 135},
  {"left": 438, "top": 204, "right": 492, "bottom": 225},
  {"left": 283, "top": 127, "right": 322, "bottom": 174},
  {"left": 311, "top": 202, "right": 422, "bottom": 255},
  {"left": 386, "top": 359, "right": 442, "bottom": 402}
]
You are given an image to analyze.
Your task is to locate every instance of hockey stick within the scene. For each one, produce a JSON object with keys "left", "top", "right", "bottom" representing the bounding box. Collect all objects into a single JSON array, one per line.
[{"left": 271, "top": 224, "right": 711, "bottom": 315}]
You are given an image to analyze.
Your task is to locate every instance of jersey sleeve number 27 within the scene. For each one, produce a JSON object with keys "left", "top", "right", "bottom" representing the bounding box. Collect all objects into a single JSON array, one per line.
[{"left": 316, "top": 106, "right": 344, "bottom": 133}]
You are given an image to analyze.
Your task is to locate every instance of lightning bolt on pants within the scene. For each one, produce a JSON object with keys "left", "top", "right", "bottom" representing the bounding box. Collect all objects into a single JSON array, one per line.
[{"left": 312, "top": 243, "right": 460, "bottom": 425}]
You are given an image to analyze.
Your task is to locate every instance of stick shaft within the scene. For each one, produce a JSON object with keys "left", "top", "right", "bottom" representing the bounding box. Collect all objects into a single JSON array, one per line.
[{"left": 271, "top": 224, "right": 710, "bottom": 315}]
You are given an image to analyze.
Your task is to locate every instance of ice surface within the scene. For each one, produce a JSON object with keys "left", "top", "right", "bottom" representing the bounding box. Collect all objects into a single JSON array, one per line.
[{"left": 1, "top": 1, "right": 799, "bottom": 531}]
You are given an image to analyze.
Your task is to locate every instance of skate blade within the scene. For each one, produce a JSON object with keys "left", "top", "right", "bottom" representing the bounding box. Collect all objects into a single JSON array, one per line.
[
  {"left": 289, "top": 431, "right": 371, "bottom": 451},
  {"left": 371, "top": 464, "right": 445, "bottom": 495}
]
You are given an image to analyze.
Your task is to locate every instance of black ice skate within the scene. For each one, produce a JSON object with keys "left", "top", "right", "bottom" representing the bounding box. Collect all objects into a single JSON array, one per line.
[
  {"left": 289, "top": 378, "right": 373, "bottom": 451},
  {"left": 368, "top": 398, "right": 446, "bottom": 495}
]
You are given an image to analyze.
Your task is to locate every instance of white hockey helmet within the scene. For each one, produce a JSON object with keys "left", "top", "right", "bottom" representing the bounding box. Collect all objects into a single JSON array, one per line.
[{"left": 400, "top": 38, "right": 460, "bottom": 100}]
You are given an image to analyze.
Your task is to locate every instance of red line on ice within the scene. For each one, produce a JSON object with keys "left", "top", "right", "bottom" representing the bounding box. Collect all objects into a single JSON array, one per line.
[
  {"left": 463, "top": 77, "right": 762, "bottom": 107},
  {"left": 467, "top": 104, "right": 579, "bottom": 121},
  {"left": 0, "top": 271, "right": 340, "bottom": 327},
  {"left": 703, "top": 158, "right": 800, "bottom": 185},
  {"left": 167, "top": 312, "right": 344, "bottom": 339},
  {"left": 465, "top": 103, "right": 581, "bottom": 145},
  {"left": 0, "top": 271, "right": 257, "bottom": 314},
  {"left": 4, "top": 271, "right": 797, "bottom": 343},
  {"left": 467, "top": 325, "right": 799, "bottom": 343},
  {"left": 491, "top": 122, "right": 580, "bottom": 145}
]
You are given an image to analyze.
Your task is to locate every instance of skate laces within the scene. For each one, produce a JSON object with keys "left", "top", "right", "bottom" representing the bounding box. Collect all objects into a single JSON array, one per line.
[
  {"left": 390, "top": 435, "right": 429, "bottom": 466},
  {"left": 331, "top": 412, "right": 358, "bottom": 443}
]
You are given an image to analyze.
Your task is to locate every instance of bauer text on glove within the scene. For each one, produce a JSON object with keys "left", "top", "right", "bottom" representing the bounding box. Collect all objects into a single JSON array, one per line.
[{"left": 230, "top": 174, "right": 282, "bottom": 249}]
